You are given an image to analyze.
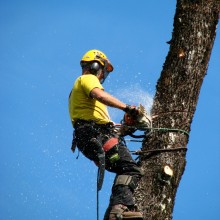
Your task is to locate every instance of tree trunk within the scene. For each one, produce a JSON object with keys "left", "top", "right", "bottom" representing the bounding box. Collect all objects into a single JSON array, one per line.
[{"left": 134, "top": 1, "right": 219, "bottom": 219}]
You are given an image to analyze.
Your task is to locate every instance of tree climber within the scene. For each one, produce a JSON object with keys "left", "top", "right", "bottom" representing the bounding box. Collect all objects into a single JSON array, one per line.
[{"left": 69, "top": 49, "right": 143, "bottom": 220}]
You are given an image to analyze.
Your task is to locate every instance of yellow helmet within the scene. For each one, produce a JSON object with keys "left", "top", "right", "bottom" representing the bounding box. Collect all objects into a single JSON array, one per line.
[{"left": 80, "top": 49, "right": 113, "bottom": 72}]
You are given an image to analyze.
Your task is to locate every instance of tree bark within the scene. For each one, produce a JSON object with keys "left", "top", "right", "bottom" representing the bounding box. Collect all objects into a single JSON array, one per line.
[{"left": 134, "top": 1, "right": 219, "bottom": 219}]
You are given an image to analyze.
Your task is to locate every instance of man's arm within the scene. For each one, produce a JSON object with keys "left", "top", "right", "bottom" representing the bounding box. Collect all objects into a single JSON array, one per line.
[{"left": 90, "top": 87, "right": 126, "bottom": 110}]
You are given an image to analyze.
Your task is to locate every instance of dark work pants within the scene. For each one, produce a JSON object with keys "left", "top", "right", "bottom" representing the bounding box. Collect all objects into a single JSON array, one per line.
[{"left": 74, "top": 120, "right": 143, "bottom": 207}]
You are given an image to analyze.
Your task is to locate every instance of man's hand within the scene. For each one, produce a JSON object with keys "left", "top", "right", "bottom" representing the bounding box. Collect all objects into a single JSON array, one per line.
[
  {"left": 123, "top": 105, "right": 139, "bottom": 117},
  {"left": 122, "top": 105, "right": 140, "bottom": 128}
]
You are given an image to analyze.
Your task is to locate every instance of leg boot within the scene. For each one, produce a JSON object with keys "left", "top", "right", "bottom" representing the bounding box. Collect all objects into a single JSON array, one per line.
[{"left": 109, "top": 204, "right": 143, "bottom": 220}]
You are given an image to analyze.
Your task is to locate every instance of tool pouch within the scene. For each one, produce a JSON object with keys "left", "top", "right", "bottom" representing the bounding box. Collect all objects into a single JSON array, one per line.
[{"left": 102, "top": 137, "right": 120, "bottom": 163}]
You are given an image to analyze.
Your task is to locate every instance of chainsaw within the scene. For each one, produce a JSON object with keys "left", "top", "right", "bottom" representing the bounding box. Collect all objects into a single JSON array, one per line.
[{"left": 117, "top": 104, "right": 152, "bottom": 137}]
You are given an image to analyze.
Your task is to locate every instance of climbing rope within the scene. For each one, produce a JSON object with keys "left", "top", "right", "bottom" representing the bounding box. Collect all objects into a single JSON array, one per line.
[
  {"left": 124, "top": 125, "right": 189, "bottom": 159},
  {"left": 125, "top": 125, "right": 189, "bottom": 136},
  {"left": 130, "top": 146, "right": 187, "bottom": 156},
  {"left": 150, "top": 127, "right": 189, "bottom": 136}
]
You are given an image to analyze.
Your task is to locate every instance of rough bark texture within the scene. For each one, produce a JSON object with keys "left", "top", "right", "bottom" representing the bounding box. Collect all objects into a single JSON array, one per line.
[{"left": 134, "top": 1, "right": 219, "bottom": 219}]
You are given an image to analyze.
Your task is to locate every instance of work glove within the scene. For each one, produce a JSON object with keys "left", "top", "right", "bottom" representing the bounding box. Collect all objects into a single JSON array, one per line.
[
  {"left": 122, "top": 105, "right": 140, "bottom": 133},
  {"left": 123, "top": 105, "right": 139, "bottom": 118}
]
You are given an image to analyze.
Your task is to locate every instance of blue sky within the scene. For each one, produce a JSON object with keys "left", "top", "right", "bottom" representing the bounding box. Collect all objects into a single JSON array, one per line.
[{"left": 0, "top": 1, "right": 220, "bottom": 219}]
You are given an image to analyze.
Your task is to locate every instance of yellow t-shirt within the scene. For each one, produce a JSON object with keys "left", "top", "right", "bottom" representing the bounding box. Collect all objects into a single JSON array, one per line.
[{"left": 69, "top": 74, "right": 111, "bottom": 125}]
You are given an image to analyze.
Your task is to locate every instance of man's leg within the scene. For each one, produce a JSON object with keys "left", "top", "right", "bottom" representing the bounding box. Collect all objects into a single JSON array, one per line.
[{"left": 105, "top": 144, "right": 143, "bottom": 219}]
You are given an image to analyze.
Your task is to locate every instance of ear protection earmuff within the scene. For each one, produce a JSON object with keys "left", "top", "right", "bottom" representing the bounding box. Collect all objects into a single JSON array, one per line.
[{"left": 90, "top": 62, "right": 100, "bottom": 72}]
